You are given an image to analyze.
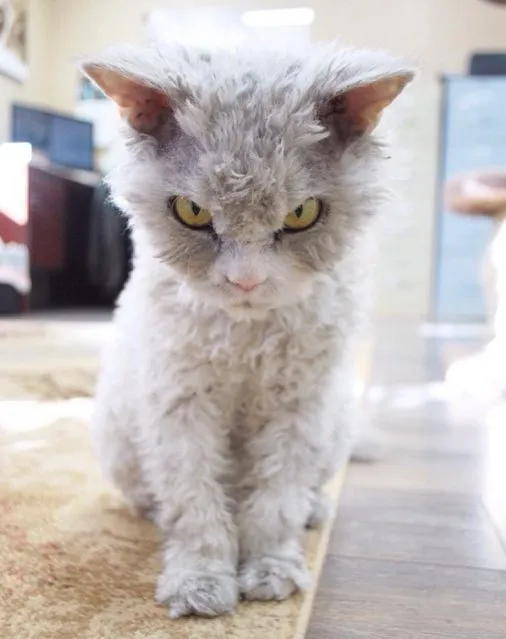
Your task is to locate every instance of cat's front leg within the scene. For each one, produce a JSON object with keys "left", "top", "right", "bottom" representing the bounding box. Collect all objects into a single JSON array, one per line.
[
  {"left": 140, "top": 382, "right": 238, "bottom": 618},
  {"left": 237, "top": 391, "right": 346, "bottom": 602}
]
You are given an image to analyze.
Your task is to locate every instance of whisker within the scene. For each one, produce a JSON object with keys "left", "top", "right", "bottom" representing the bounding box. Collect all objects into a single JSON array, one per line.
[{"left": 155, "top": 246, "right": 201, "bottom": 264}]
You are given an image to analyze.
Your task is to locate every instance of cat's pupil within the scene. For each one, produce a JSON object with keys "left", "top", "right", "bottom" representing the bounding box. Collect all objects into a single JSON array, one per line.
[
  {"left": 294, "top": 205, "right": 303, "bottom": 218},
  {"left": 191, "top": 202, "right": 201, "bottom": 216}
]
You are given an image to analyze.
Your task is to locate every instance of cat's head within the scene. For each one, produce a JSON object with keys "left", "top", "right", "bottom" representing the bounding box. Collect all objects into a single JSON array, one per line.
[{"left": 81, "top": 43, "right": 413, "bottom": 318}]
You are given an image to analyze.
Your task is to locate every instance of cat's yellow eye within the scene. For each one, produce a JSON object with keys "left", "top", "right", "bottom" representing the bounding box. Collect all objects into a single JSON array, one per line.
[
  {"left": 283, "top": 197, "right": 323, "bottom": 232},
  {"left": 171, "top": 196, "right": 212, "bottom": 229}
]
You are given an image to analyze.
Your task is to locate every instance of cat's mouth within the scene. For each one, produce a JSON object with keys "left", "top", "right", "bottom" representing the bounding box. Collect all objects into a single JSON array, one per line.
[
  {"left": 195, "top": 277, "right": 283, "bottom": 317},
  {"left": 221, "top": 279, "right": 273, "bottom": 305},
  {"left": 224, "top": 288, "right": 275, "bottom": 317},
  {"left": 230, "top": 299, "right": 254, "bottom": 310},
  {"left": 225, "top": 298, "right": 273, "bottom": 320}
]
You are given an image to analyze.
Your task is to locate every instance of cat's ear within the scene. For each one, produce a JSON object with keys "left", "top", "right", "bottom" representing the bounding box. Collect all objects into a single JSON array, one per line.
[
  {"left": 80, "top": 48, "right": 174, "bottom": 135},
  {"left": 317, "top": 51, "right": 415, "bottom": 141},
  {"left": 82, "top": 65, "right": 171, "bottom": 134}
]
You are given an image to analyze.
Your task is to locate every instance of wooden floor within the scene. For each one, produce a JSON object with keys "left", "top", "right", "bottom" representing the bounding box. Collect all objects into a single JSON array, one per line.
[{"left": 307, "top": 324, "right": 506, "bottom": 638}]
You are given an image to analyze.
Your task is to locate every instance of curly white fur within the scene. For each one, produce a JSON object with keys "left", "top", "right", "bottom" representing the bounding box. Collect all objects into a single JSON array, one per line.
[{"left": 83, "top": 42, "right": 413, "bottom": 617}]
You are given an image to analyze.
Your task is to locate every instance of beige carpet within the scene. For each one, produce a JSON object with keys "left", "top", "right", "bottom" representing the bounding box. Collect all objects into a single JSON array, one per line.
[{"left": 0, "top": 318, "right": 370, "bottom": 639}]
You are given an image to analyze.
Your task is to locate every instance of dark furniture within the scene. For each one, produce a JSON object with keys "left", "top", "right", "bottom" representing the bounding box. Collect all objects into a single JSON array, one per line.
[
  {"left": 469, "top": 52, "right": 506, "bottom": 76},
  {"left": 1, "top": 142, "right": 131, "bottom": 314},
  {"left": 28, "top": 158, "right": 101, "bottom": 309},
  {"left": 27, "top": 157, "right": 131, "bottom": 310}
]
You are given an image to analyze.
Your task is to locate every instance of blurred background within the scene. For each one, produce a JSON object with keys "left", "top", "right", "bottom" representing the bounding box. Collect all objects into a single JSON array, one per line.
[{"left": 1, "top": 3, "right": 506, "bottom": 636}]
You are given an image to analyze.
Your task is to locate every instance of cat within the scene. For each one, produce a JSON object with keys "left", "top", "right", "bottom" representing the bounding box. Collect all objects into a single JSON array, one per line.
[{"left": 81, "top": 42, "right": 413, "bottom": 618}]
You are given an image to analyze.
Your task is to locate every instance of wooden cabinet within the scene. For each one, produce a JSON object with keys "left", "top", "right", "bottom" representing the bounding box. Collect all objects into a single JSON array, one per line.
[
  {"left": 27, "top": 159, "right": 101, "bottom": 309},
  {"left": 28, "top": 165, "right": 66, "bottom": 271}
]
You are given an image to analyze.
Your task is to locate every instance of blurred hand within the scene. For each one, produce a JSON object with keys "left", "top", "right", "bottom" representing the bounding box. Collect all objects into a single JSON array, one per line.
[{"left": 445, "top": 169, "right": 506, "bottom": 217}]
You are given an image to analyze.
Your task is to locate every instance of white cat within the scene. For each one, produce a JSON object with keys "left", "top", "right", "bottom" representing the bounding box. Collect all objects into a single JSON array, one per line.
[{"left": 81, "top": 42, "right": 413, "bottom": 618}]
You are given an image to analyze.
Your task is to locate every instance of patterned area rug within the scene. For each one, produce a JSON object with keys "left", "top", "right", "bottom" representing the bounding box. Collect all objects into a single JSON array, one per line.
[{"left": 0, "top": 319, "right": 363, "bottom": 639}]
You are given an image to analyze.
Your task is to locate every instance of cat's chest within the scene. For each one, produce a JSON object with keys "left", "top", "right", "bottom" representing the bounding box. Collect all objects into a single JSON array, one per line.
[
  {"left": 193, "top": 312, "right": 333, "bottom": 369},
  {"left": 146, "top": 295, "right": 340, "bottom": 399}
]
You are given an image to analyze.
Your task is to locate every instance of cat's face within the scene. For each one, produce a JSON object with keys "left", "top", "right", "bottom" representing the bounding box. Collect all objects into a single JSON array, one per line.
[{"left": 83, "top": 44, "right": 413, "bottom": 318}]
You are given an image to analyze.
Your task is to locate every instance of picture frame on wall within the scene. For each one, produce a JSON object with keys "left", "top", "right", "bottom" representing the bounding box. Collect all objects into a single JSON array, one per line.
[{"left": 0, "top": 0, "right": 28, "bottom": 83}]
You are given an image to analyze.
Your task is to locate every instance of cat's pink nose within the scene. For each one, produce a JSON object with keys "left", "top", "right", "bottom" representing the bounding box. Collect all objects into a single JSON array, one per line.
[{"left": 228, "top": 276, "right": 262, "bottom": 291}]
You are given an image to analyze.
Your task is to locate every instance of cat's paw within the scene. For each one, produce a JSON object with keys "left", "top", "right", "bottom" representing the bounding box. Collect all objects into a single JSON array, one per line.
[
  {"left": 127, "top": 499, "right": 158, "bottom": 523},
  {"left": 239, "top": 556, "right": 310, "bottom": 602},
  {"left": 156, "top": 571, "right": 238, "bottom": 618}
]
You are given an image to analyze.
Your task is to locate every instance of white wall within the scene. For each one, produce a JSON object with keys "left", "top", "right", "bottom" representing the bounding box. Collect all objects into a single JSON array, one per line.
[{"left": 43, "top": 0, "right": 506, "bottom": 111}]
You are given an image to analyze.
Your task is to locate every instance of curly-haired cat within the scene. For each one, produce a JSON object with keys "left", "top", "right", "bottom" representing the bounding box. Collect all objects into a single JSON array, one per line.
[{"left": 81, "top": 42, "right": 413, "bottom": 618}]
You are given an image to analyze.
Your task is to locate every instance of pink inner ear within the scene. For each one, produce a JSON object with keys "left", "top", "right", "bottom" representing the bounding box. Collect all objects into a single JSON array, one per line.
[
  {"left": 85, "top": 67, "right": 171, "bottom": 134},
  {"left": 335, "top": 77, "right": 406, "bottom": 133},
  {"left": 118, "top": 87, "right": 171, "bottom": 134},
  {"left": 346, "top": 84, "right": 382, "bottom": 116}
]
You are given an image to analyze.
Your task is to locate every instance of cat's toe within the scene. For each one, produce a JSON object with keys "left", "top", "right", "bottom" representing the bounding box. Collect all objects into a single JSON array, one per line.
[
  {"left": 239, "top": 556, "right": 310, "bottom": 602},
  {"left": 156, "top": 571, "right": 238, "bottom": 618},
  {"left": 124, "top": 491, "right": 158, "bottom": 522},
  {"left": 130, "top": 501, "right": 158, "bottom": 523}
]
